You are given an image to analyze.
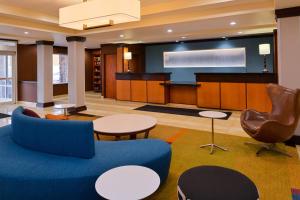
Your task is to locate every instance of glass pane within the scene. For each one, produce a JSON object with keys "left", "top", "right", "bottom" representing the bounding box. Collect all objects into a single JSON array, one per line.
[
  {"left": 6, "top": 79, "right": 12, "bottom": 99},
  {"left": 7, "top": 55, "right": 12, "bottom": 78},
  {"left": 0, "top": 80, "right": 6, "bottom": 101},
  {"left": 0, "top": 56, "right": 6, "bottom": 78},
  {"left": 59, "top": 54, "right": 68, "bottom": 83},
  {"left": 53, "top": 54, "right": 60, "bottom": 84},
  {"left": 53, "top": 54, "right": 68, "bottom": 84}
]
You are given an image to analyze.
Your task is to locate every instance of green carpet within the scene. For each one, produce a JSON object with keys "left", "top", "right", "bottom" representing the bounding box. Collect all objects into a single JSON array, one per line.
[
  {"left": 70, "top": 115, "right": 300, "bottom": 200},
  {"left": 149, "top": 127, "right": 300, "bottom": 200}
]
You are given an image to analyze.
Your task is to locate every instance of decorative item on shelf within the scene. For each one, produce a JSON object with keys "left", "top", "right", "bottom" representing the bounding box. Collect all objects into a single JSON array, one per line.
[
  {"left": 93, "top": 55, "right": 102, "bottom": 92},
  {"left": 259, "top": 44, "right": 271, "bottom": 73},
  {"left": 59, "top": 0, "right": 141, "bottom": 30},
  {"left": 124, "top": 52, "right": 132, "bottom": 73}
]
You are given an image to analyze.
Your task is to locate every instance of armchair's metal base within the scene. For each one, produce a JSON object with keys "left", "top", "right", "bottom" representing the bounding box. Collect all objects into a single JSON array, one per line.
[
  {"left": 245, "top": 142, "right": 291, "bottom": 157},
  {"left": 200, "top": 144, "right": 228, "bottom": 154}
]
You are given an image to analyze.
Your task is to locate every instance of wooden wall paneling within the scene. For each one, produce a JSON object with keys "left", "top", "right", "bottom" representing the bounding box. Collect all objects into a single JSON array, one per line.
[
  {"left": 53, "top": 46, "right": 67, "bottom": 54},
  {"left": 246, "top": 83, "right": 272, "bottom": 112},
  {"left": 147, "top": 81, "right": 166, "bottom": 104},
  {"left": 117, "top": 47, "right": 125, "bottom": 72},
  {"left": 131, "top": 80, "right": 147, "bottom": 102},
  {"left": 273, "top": 29, "right": 278, "bottom": 74},
  {"left": 170, "top": 86, "right": 197, "bottom": 105},
  {"left": 53, "top": 83, "right": 68, "bottom": 96},
  {"left": 197, "top": 82, "right": 220, "bottom": 108},
  {"left": 127, "top": 44, "right": 145, "bottom": 73},
  {"left": 123, "top": 47, "right": 130, "bottom": 72},
  {"left": 85, "top": 50, "right": 94, "bottom": 91},
  {"left": 101, "top": 44, "right": 119, "bottom": 97},
  {"left": 18, "top": 81, "right": 37, "bottom": 102},
  {"left": 17, "top": 44, "right": 37, "bottom": 82},
  {"left": 220, "top": 82, "right": 246, "bottom": 110},
  {"left": 104, "top": 54, "right": 117, "bottom": 99},
  {"left": 116, "top": 80, "right": 131, "bottom": 101}
]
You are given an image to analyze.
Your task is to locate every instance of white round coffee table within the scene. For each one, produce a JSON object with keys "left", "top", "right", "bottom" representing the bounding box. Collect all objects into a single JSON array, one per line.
[
  {"left": 93, "top": 114, "right": 157, "bottom": 140},
  {"left": 54, "top": 104, "right": 76, "bottom": 116},
  {"left": 95, "top": 165, "right": 160, "bottom": 200},
  {"left": 199, "top": 111, "right": 228, "bottom": 154}
]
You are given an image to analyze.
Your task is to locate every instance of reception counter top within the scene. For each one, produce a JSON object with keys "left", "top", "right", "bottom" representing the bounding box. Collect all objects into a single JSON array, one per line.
[
  {"left": 116, "top": 73, "right": 171, "bottom": 81},
  {"left": 195, "top": 73, "right": 278, "bottom": 83},
  {"left": 160, "top": 81, "right": 200, "bottom": 87}
]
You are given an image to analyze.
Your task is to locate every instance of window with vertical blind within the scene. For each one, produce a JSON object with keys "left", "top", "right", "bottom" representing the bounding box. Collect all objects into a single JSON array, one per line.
[
  {"left": 0, "top": 55, "right": 12, "bottom": 102},
  {"left": 53, "top": 54, "right": 68, "bottom": 84}
]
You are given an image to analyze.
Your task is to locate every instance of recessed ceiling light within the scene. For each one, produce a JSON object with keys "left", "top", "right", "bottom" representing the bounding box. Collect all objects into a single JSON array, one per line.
[
  {"left": 175, "top": 40, "right": 179, "bottom": 42},
  {"left": 24, "top": 31, "right": 29, "bottom": 35},
  {"left": 230, "top": 21, "right": 236, "bottom": 26},
  {"left": 222, "top": 36, "right": 226, "bottom": 39},
  {"left": 167, "top": 29, "right": 173, "bottom": 33},
  {"left": 120, "top": 34, "right": 124, "bottom": 38},
  {"left": 181, "top": 36, "right": 187, "bottom": 39},
  {"left": 238, "top": 31, "right": 243, "bottom": 34}
]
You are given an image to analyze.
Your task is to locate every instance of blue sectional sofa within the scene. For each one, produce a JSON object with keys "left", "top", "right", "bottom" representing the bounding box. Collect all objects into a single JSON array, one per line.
[{"left": 0, "top": 107, "right": 171, "bottom": 200}]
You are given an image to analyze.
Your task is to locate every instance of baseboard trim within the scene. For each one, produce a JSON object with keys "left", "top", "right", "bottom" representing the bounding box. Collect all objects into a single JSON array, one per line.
[
  {"left": 68, "top": 105, "right": 87, "bottom": 114},
  {"left": 36, "top": 102, "right": 54, "bottom": 108}
]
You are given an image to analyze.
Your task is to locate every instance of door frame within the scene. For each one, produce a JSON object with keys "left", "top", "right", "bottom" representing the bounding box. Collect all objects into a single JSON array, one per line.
[{"left": 0, "top": 41, "right": 18, "bottom": 104}]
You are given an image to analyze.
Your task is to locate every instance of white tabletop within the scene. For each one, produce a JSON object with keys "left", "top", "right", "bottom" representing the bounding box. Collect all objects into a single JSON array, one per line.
[
  {"left": 93, "top": 114, "right": 157, "bottom": 134},
  {"left": 199, "top": 111, "right": 227, "bottom": 119},
  {"left": 54, "top": 104, "right": 76, "bottom": 109},
  {"left": 95, "top": 165, "right": 160, "bottom": 200}
]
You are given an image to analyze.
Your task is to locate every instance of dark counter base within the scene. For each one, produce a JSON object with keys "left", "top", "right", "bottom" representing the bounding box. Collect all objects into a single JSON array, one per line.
[
  {"left": 195, "top": 73, "right": 278, "bottom": 83},
  {"left": 160, "top": 81, "right": 200, "bottom": 87},
  {"left": 116, "top": 73, "right": 171, "bottom": 81}
]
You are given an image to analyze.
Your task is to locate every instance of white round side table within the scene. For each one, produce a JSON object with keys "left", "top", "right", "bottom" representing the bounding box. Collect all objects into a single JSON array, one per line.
[
  {"left": 199, "top": 111, "right": 228, "bottom": 154},
  {"left": 93, "top": 114, "right": 157, "bottom": 140},
  {"left": 54, "top": 104, "right": 75, "bottom": 116},
  {"left": 95, "top": 165, "right": 160, "bottom": 200}
]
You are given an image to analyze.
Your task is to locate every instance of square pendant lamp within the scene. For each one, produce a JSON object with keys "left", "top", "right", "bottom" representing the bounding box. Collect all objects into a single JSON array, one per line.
[{"left": 59, "top": 0, "right": 140, "bottom": 30}]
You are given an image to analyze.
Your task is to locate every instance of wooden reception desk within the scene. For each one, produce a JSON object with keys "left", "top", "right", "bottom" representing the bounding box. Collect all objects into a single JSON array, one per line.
[
  {"left": 115, "top": 72, "right": 278, "bottom": 112},
  {"left": 116, "top": 73, "right": 171, "bottom": 104},
  {"left": 195, "top": 73, "right": 278, "bottom": 112}
]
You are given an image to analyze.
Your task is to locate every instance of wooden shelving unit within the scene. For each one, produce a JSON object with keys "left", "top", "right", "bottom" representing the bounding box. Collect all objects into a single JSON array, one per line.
[{"left": 93, "top": 54, "right": 102, "bottom": 92}]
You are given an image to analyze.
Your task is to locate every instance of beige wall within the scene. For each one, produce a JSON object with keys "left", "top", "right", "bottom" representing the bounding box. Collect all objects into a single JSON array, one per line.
[{"left": 277, "top": 16, "right": 300, "bottom": 135}]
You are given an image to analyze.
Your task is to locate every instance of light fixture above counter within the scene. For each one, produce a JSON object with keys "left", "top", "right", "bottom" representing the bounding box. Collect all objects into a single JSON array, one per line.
[{"left": 59, "top": 0, "right": 141, "bottom": 30}]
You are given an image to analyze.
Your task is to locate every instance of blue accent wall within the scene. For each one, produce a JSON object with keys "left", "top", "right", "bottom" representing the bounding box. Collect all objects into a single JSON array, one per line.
[{"left": 145, "top": 35, "right": 274, "bottom": 82}]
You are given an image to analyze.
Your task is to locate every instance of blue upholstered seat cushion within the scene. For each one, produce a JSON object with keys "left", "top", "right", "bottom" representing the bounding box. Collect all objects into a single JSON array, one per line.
[
  {"left": 0, "top": 126, "right": 171, "bottom": 200},
  {"left": 11, "top": 107, "right": 95, "bottom": 159}
]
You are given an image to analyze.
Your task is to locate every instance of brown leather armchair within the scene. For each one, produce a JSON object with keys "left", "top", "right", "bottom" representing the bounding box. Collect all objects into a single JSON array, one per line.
[{"left": 241, "top": 84, "right": 300, "bottom": 156}]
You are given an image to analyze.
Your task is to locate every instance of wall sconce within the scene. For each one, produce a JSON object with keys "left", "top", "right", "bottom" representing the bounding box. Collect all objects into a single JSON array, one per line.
[
  {"left": 124, "top": 52, "right": 132, "bottom": 72},
  {"left": 259, "top": 44, "right": 270, "bottom": 73}
]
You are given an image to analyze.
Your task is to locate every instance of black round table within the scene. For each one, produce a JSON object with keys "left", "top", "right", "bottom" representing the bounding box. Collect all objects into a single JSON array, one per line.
[{"left": 178, "top": 166, "right": 259, "bottom": 200}]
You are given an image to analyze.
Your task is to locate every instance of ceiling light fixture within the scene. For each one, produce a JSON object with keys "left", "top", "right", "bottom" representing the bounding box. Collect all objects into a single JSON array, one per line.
[
  {"left": 222, "top": 36, "right": 226, "bottom": 39},
  {"left": 238, "top": 31, "right": 243, "bottom": 34},
  {"left": 230, "top": 21, "right": 236, "bottom": 26},
  {"left": 181, "top": 36, "right": 187, "bottom": 39},
  {"left": 120, "top": 34, "right": 125, "bottom": 38},
  {"left": 24, "top": 31, "right": 29, "bottom": 35},
  {"left": 59, "top": 0, "right": 141, "bottom": 30},
  {"left": 167, "top": 29, "right": 173, "bottom": 33}
]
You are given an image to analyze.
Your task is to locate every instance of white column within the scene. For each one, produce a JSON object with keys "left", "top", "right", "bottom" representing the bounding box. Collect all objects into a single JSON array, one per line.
[
  {"left": 36, "top": 41, "right": 54, "bottom": 107},
  {"left": 277, "top": 16, "right": 300, "bottom": 135},
  {"left": 66, "top": 36, "right": 86, "bottom": 110}
]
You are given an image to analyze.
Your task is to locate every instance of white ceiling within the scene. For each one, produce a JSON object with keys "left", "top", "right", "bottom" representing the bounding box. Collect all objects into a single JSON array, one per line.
[{"left": 0, "top": 0, "right": 298, "bottom": 48}]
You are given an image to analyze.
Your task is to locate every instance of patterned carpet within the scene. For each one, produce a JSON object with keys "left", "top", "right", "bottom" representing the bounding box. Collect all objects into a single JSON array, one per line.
[{"left": 69, "top": 114, "right": 300, "bottom": 200}]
